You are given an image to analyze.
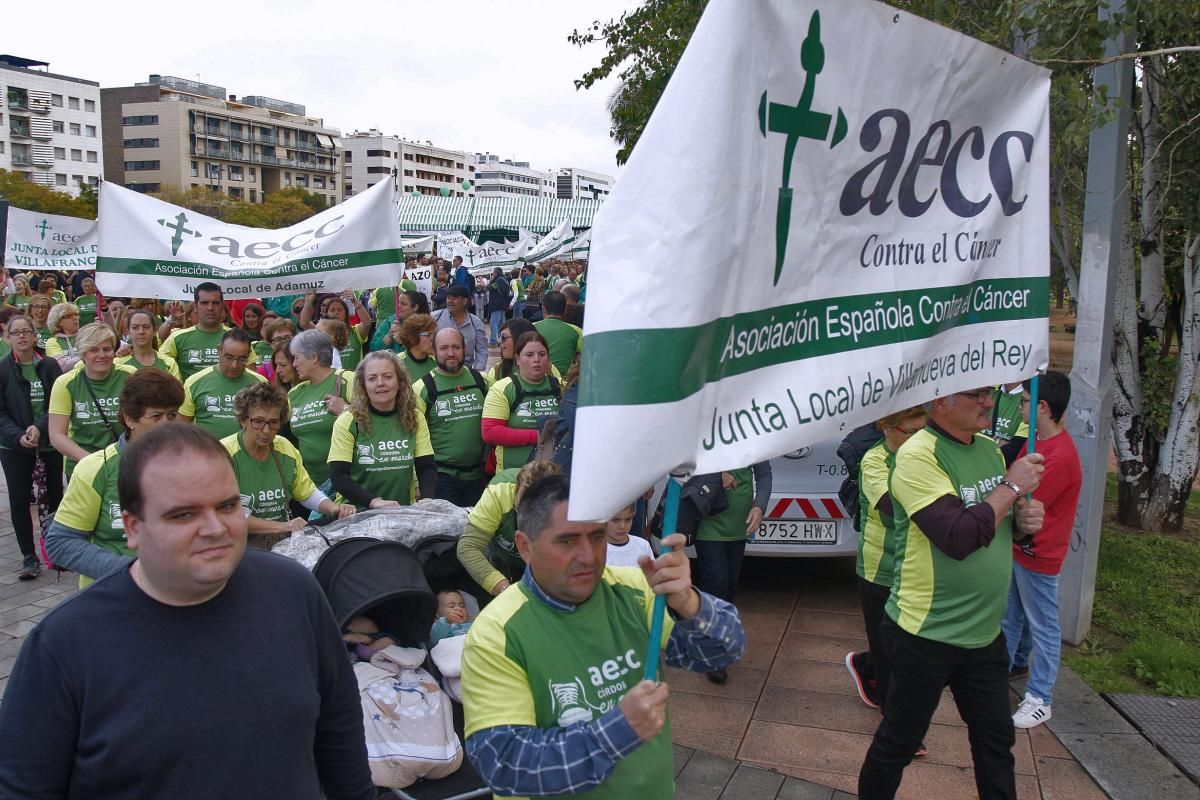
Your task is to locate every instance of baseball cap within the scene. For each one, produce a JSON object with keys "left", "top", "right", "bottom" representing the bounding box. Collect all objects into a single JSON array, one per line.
[{"left": 447, "top": 285, "right": 471, "bottom": 298}]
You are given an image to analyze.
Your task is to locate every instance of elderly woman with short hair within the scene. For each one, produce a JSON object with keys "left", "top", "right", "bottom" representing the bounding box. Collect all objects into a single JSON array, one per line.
[
  {"left": 286, "top": 329, "right": 353, "bottom": 490},
  {"left": 396, "top": 313, "right": 438, "bottom": 382},
  {"left": 222, "top": 381, "right": 354, "bottom": 548},
  {"left": 44, "top": 303, "right": 82, "bottom": 364}
]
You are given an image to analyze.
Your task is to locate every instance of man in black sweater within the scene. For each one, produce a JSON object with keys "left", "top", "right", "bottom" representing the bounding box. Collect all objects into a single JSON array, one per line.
[{"left": 0, "top": 423, "right": 375, "bottom": 799}]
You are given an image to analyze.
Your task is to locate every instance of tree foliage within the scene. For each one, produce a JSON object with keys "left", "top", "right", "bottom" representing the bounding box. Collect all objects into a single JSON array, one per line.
[
  {"left": 0, "top": 170, "right": 97, "bottom": 219},
  {"left": 151, "top": 185, "right": 324, "bottom": 228}
]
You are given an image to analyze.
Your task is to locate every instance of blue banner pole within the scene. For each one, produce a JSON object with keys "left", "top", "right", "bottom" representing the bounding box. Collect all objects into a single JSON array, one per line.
[
  {"left": 643, "top": 479, "right": 681, "bottom": 683},
  {"left": 1026, "top": 375, "right": 1040, "bottom": 459}
]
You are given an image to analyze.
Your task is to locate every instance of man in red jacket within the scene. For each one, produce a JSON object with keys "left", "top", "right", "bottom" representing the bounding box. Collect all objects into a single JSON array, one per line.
[{"left": 1002, "top": 370, "right": 1082, "bottom": 729}]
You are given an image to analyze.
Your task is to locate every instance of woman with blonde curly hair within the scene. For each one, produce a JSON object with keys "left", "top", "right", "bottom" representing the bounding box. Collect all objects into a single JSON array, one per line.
[{"left": 328, "top": 351, "right": 436, "bottom": 511}]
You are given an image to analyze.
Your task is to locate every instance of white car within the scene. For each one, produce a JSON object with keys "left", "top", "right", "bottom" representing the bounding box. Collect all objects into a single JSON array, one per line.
[{"left": 747, "top": 439, "right": 858, "bottom": 557}]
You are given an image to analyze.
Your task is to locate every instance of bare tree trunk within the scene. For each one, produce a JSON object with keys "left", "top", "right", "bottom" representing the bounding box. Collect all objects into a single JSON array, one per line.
[
  {"left": 1141, "top": 234, "right": 1200, "bottom": 531},
  {"left": 1138, "top": 59, "right": 1166, "bottom": 339},
  {"left": 1111, "top": 195, "right": 1150, "bottom": 524},
  {"left": 1050, "top": 169, "right": 1081, "bottom": 303}
]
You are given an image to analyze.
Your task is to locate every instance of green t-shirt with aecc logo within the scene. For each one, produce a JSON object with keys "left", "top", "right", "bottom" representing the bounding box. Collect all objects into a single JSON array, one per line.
[
  {"left": 462, "top": 567, "right": 676, "bottom": 800},
  {"left": 287, "top": 369, "right": 354, "bottom": 486},
  {"left": 856, "top": 439, "right": 898, "bottom": 586},
  {"left": 22, "top": 363, "right": 46, "bottom": 421},
  {"left": 180, "top": 366, "right": 268, "bottom": 441},
  {"left": 76, "top": 294, "right": 98, "bottom": 325},
  {"left": 697, "top": 466, "right": 755, "bottom": 542},
  {"left": 985, "top": 387, "right": 1024, "bottom": 442},
  {"left": 481, "top": 375, "right": 561, "bottom": 472},
  {"left": 397, "top": 349, "right": 435, "bottom": 383},
  {"left": 48, "top": 364, "right": 136, "bottom": 476},
  {"left": 412, "top": 367, "right": 493, "bottom": 477},
  {"left": 161, "top": 325, "right": 257, "bottom": 381},
  {"left": 339, "top": 327, "right": 364, "bottom": 371},
  {"left": 221, "top": 431, "right": 319, "bottom": 523},
  {"left": 886, "top": 427, "right": 1011, "bottom": 649},
  {"left": 327, "top": 409, "right": 433, "bottom": 510},
  {"left": 51, "top": 441, "right": 130, "bottom": 588}
]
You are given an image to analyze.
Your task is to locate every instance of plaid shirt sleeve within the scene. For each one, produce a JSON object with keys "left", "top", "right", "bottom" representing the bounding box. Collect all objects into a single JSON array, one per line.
[
  {"left": 664, "top": 589, "right": 746, "bottom": 672},
  {"left": 465, "top": 706, "right": 643, "bottom": 797}
]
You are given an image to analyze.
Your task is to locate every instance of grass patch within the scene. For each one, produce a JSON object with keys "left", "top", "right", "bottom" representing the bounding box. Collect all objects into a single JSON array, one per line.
[{"left": 1065, "top": 476, "right": 1200, "bottom": 697}]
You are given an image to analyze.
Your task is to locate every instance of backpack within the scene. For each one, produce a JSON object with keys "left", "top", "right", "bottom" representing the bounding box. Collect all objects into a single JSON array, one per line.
[
  {"left": 836, "top": 423, "right": 885, "bottom": 532},
  {"left": 354, "top": 645, "right": 463, "bottom": 789},
  {"left": 419, "top": 369, "right": 489, "bottom": 472}
]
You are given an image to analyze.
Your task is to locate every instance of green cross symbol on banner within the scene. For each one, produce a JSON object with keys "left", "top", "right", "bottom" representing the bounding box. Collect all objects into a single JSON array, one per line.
[
  {"left": 758, "top": 9, "right": 849, "bottom": 285},
  {"left": 157, "top": 212, "right": 201, "bottom": 257},
  {"left": 35, "top": 219, "right": 51, "bottom": 241}
]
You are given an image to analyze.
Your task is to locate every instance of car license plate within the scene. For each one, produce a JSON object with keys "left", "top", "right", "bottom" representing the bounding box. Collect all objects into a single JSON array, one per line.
[{"left": 751, "top": 520, "right": 837, "bottom": 544}]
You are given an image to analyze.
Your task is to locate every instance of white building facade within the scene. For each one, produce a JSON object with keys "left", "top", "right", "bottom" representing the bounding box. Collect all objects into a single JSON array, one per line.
[
  {"left": 0, "top": 55, "right": 104, "bottom": 196},
  {"left": 342, "top": 129, "right": 474, "bottom": 199},
  {"left": 473, "top": 153, "right": 556, "bottom": 198},
  {"left": 556, "top": 167, "right": 615, "bottom": 201}
]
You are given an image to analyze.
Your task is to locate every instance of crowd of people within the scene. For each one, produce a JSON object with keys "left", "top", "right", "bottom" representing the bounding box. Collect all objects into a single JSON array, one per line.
[{"left": 0, "top": 255, "right": 1077, "bottom": 800}]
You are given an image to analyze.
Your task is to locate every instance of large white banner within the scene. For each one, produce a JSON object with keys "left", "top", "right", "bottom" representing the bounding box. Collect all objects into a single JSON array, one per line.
[
  {"left": 570, "top": 0, "right": 1051, "bottom": 519},
  {"left": 402, "top": 235, "right": 435, "bottom": 255},
  {"left": 523, "top": 218, "right": 575, "bottom": 264},
  {"left": 96, "top": 179, "right": 403, "bottom": 300},
  {"left": 447, "top": 238, "right": 532, "bottom": 276},
  {"left": 435, "top": 231, "right": 474, "bottom": 253},
  {"left": 569, "top": 228, "right": 591, "bottom": 260},
  {"left": 5, "top": 207, "right": 98, "bottom": 271}
]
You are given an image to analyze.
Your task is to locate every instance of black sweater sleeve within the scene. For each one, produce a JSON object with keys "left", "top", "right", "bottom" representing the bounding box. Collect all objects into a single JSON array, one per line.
[
  {"left": 415, "top": 454, "right": 437, "bottom": 501},
  {"left": 909, "top": 495, "right": 998, "bottom": 561},
  {"left": 328, "top": 461, "right": 378, "bottom": 508}
]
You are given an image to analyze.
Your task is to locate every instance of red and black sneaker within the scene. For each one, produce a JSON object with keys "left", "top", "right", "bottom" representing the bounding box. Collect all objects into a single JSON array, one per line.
[{"left": 845, "top": 651, "right": 881, "bottom": 709}]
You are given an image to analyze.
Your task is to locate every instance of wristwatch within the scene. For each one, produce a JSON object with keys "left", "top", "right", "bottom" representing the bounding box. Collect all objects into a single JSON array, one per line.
[{"left": 999, "top": 479, "right": 1022, "bottom": 498}]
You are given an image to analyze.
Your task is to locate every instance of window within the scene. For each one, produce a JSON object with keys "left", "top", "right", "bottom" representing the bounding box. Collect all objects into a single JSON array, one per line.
[
  {"left": 87, "top": 151, "right": 98, "bottom": 163},
  {"left": 54, "top": 147, "right": 65, "bottom": 159},
  {"left": 84, "top": 99, "right": 95, "bottom": 112},
  {"left": 122, "top": 115, "right": 159, "bottom": 126},
  {"left": 343, "top": 151, "right": 352, "bottom": 163},
  {"left": 229, "top": 165, "right": 244, "bottom": 181},
  {"left": 128, "top": 183, "right": 161, "bottom": 194},
  {"left": 55, "top": 174, "right": 67, "bottom": 186},
  {"left": 191, "top": 161, "right": 199, "bottom": 177},
  {"left": 403, "top": 169, "right": 413, "bottom": 177},
  {"left": 313, "top": 176, "right": 325, "bottom": 189},
  {"left": 124, "top": 138, "right": 159, "bottom": 148},
  {"left": 228, "top": 187, "right": 242, "bottom": 198},
  {"left": 69, "top": 123, "right": 81, "bottom": 136},
  {"left": 124, "top": 161, "right": 161, "bottom": 171},
  {"left": 295, "top": 175, "right": 308, "bottom": 187},
  {"left": 249, "top": 189, "right": 257, "bottom": 203},
  {"left": 73, "top": 175, "right": 83, "bottom": 186},
  {"left": 367, "top": 149, "right": 392, "bottom": 158},
  {"left": 367, "top": 166, "right": 390, "bottom": 174},
  {"left": 71, "top": 149, "right": 82, "bottom": 161},
  {"left": 68, "top": 97, "right": 80, "bottom": 110},
  {"left": 404, "top": 153, "right": 413, "bottom": 160},
  {"left": 52, "top": 120, "right": 64, "bottom": 133},
  {"left": 85, "top": 125, "right": 96, "bottom": 138},
  {"left": 51, "top": 94, "right": 63, "bottom": 107},
  {"left": 249, "top": 168, "right": 256, "bottom": 181},
  {"left": 88, "top": 176, "right": 99, "bottom": 187}
]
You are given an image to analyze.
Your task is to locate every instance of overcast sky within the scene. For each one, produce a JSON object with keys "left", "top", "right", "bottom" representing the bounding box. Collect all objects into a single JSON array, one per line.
[{"left": 10, "top": 0, "right": 638, "bottom": 177}]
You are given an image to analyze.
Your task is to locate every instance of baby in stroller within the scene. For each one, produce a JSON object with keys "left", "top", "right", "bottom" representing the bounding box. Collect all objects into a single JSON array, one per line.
[
  {"left": 342, "top": 616, "right": 397, "bottom": 661},
  {"left": 430, "top": 590, "right": 472, "bottom": 643}
]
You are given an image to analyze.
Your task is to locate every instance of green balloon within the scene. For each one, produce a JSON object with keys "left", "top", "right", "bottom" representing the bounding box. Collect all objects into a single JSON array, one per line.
[
  {"left": 439, "top": 187, "right": 451, "bottom": 197},
  {"left": 461, "top": 179, "right": 472, "bottom": 190},
  {"left": 411, "top": 190, "right": 421, "bottom": 197}
]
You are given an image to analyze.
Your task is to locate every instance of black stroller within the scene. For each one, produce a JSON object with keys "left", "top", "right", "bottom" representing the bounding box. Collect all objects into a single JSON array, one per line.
[{"left": 314, "top": 538, "right": 490, "bottom": 800}]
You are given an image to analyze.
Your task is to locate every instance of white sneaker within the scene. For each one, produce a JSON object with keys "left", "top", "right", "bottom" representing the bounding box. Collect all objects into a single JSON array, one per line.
[{"left": 1012, "top": 692, "right": 1052, "bottom": 729}]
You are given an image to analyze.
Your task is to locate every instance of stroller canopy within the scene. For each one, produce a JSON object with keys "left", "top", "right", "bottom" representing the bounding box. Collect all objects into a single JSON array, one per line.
[{"left": 314, "top": 538, "right": 438, "bottom": 644}]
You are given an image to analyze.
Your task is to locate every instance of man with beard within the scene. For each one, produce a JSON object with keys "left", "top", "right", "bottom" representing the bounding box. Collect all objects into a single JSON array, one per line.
[{"left": 413, "top": 327, "right": 494, "bottom": 506}]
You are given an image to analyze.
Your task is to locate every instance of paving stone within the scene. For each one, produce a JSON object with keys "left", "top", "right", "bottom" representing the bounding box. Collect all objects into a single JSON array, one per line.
[
  {"left": 1056, "top": 732, "right": 1200, "bottom": 800},
  {"left": 674, "top": 728, "right": 743, "bottom": 760},
  {"left": 1108, "top": 694, "right": 1200, "bottom": 784},
  {"left": 673, "top": 743, "right": 694, "bottom": 779},
  {"left": 665, "top": 663, "right": 768, "bottom": 702},
  {"left": 1027, "top": 719, "right": 1072, "bottom": 759},
  {"left": 1035, "top": 756, "right": 1109, "bottom": 800},
  {"left": 776, "top": 776, "right": 836, "bottom": 799},
  {"left": 674, "top": 749, "right": 739, "bottom": 800},
  {"left": 776, "top": 632, "right": 869, "bottom": 664},
  {"left": 787, "top": 609, "right": 868, "bottom": 639},
  {"left": 767, "top": 656, "right": 860, "bottom": 698},
  {"left": 738, "top": 719, "right": 871, "bottom": 776},
  {"left": 753, "top": 685, "right": 882, "bottom": 736},
  {"left": 738, "top": 611, "right": 791, "bottom": 642},
  {"left": 831, "top": 793, "right": 857, "bottom": 800},
  {"left": 1048, "top": 668, "right": 1137, "bottom": 736},
  {"left": 0, "top": 619, "right": 39, "bottom": 638},
  {"left": 718, "top": 764, "right": 784, "bottom": 800}
]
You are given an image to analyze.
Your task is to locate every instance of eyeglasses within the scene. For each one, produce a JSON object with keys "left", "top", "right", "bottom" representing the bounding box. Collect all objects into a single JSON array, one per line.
[
  {"left": 270, "top": 335, "right": 292, "bottom": 345},
  {"left": 247, "top": 418, "right": 281, "bottom": 431},
  {"left": 955, "top": 389, "right": 994, "bottom": 402},
  {"left": 220, "top": 354, "right": 249, "bottom": 365},
  {"left": 418, "top": 331, "right": 432, "bottom": 338},
  {"left": 499, "top": 333, "right": 512, "bottom": 342},
  {"left": 896, "top": 424, "right": 925, "bottom": 435},
  {"left": 8, "top": 329, "right": 34, "bottom": 337}
]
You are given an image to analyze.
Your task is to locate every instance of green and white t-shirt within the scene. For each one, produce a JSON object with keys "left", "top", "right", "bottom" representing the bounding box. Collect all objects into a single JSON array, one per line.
[
  {"left": 115, "top": 352, "right": 182, "bottom": 381},
  {"left": 221, "top": 432, "right": 319, "bottom": 523},
  {"left": 180, "top": 366, "right": 268, "bottom": 441},
  {"left": 328, "top": 409, "right": 433, "bottom": 509},
  {"left": 413, "top": 367, "right": 494, "bottom": 477},
  {"left": 482, "top": 374, "right": 561, "bottom": 472},
  {"left": 465, "top": 469, "right": 521, "bottom": 583},
  {"left": 23, "top": 362, "right": 46, "bottom": 422},
  {"left": 462, "top": 567, "right": 676, "bottom": 800},
  {"left": 340, "top": 327, "right": 364, "bottom": 371},
  {"left": 161, "top": 325, "right": 257, "bottom": 381},
  {"left": 696, "top": 466, "right": 754, "bottom": 542},
  {"left": 75, "top": 294, "right": 98, "bottom": 325},
  {"left": 985, "top": 386, "right": 1024, "bottom": 442},
  {"left": 856, "top": 440, "right": 898, "bottom": 587},
  {"left": 534, "top": 317, "right": 583, "bottom": 376},
  {"left": 52, "top": 442, "right": 129, "bottom": 571},
  {"left": 287, "top": 370, "right": 354, "bottom": 486},
  {"left": 886, "top": 428, "right": 1011, "bottom": 648},
  {"left": 397, "top": 349, "right": 435, "bottom": 383},
  {"left": 48, "top": 364, "right": 136, "bottom": 476}
]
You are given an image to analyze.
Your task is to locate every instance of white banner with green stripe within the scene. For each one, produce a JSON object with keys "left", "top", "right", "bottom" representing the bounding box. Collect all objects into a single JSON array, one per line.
[
  {"left": 569, "top": 0, "right": 1050, "bottom": 520},
  {"left": 523, "top": 218, "right": 575, "bottom": 264},
  {"left": 96, "top": 179, "right": 403, "bottom": 299},
  {"left": 5, "top": 207, "right": 98, "bottom": 270}
]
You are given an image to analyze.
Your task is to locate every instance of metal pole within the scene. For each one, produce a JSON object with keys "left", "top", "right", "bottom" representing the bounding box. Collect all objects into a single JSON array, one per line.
[{"left": 1060, "top": 0, "right": 1134, "bottom": 645}]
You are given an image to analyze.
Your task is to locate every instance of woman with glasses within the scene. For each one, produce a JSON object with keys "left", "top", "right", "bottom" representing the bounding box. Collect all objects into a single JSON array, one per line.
[
  {"left": 44, "top": 303, "right": 82, "bottom": 365},
  {"left": 114, "top": 309, "right": 182, "bottom": 379},
  {"left": 222, "top": 382, "right": 354, "bottom": 549},
  {"left": 27, "top": 296, "right": 53, "bottom": 350},
  {"left": 0, "top": 314, "right": 64, "bottom": 579},
  {"left": 845, "top": 406, "right": 927, "bottom": 719},
  {"left": 328, "top": 351, "right": 436, "bottom": 511},
  {"left": 395, "top": 313, "right": 438, "bottom": 382},
  {"left": 286, "top": 329, "right": 353, "bottom": 492},
  {"left": 44, "top": 368, "right": 183, "bottom": 587},
  {"left": 48, "top": 323, "right": 138, "bottom": 479},
  {"left": 257, "top": 318, "right": 297, "bottom": 381}
]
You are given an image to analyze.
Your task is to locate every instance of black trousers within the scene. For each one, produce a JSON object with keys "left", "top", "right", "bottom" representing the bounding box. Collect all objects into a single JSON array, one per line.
[
  {"left": 857, "top": 576, "right": 893, "bottom": 700},
  {"left": 694, "top": 538, "right": 747, "bottom": 603},
  {"left": 859, "top": 617, "right": 1016, "bottom": 800},
  {"left": 435, "top": 471, "right": 487, "bottom": 508},
  {"left": 0, "top": 448, "right": 64, "bottom": 559}
]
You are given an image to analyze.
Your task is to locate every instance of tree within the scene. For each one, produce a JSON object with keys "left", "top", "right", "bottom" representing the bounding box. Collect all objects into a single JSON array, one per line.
[
  {"left": 0, "top": 169, "right": 96, "bottom": 219},
  {"left": 150, "top": 185, "right": 324, "bottom": 228}
]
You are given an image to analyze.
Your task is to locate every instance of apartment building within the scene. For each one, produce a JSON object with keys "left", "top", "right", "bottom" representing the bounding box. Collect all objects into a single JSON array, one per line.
[
  {"left": 101, "top": 75, "right": 342, "bottom": 206},
  {"left": 342, "top": 129, "right": 474, "bottom": 198},
  {"left": 473, "top": 153, "right": 556, "bottom": 198},
  {"left": 0, "top": 55, "right": 103, "bottom": 195},
  {"left": 556, "top": 166, "right": 615, "bottom": 201}
]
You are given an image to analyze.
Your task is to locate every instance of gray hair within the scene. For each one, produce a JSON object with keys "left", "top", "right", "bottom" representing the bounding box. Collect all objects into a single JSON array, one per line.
[
  {"left": 288, "top": 328, "right": 334, "bottom": 368},
  {"left": 516, "top": 474, "right": 571, "bottom": 540},
  {"left": 47, "top": 302, "right": 80, "bottom": 333}
]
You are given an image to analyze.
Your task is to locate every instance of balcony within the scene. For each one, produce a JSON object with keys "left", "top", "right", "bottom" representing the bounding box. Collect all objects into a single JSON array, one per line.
[
  {"left": 6, "top": 90, "right": 29, "bottom": 111},
  {"left": 9, "top": 121, "right": 31, "bottom": 139},
  {"left": 254, "top": 132, "right": 276, "bottom": 145},
  {"left": 10, "top": 155, "right": 32, "bottom": 166}
]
